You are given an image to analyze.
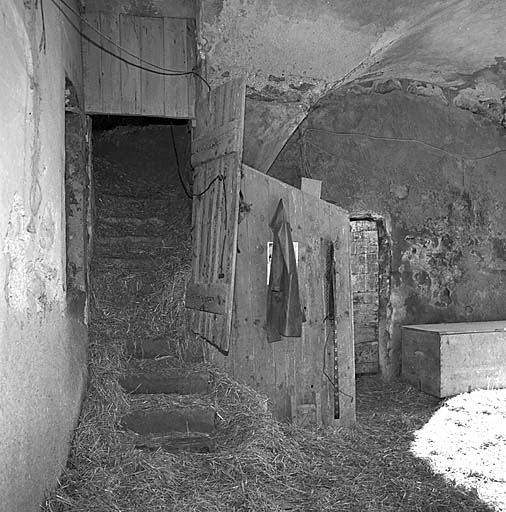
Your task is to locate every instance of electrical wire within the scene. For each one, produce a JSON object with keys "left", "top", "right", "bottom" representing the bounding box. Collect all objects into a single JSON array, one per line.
[
  {"left": 49, "top": 0, "right": 211, "bottom": 90},
  {"left": 193, "top": 174, "right": 225, "bottom": 198},
  {"left": 304, "top": 127, "right": 506, "bottom": 162},
  {"left": 170, "top": 125, "right": 192, "bottom": 199}
]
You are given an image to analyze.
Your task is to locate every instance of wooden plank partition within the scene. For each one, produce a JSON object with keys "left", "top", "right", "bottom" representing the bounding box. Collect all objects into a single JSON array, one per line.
[
  {"left": 83, "top": 13, "right": 195, "bottom": 118},
  {"left": 211, "top": 166, "right": 356, "bottom": 426},
  {"left": 186, "top": 79, "right": 355, "bottom": 425}
]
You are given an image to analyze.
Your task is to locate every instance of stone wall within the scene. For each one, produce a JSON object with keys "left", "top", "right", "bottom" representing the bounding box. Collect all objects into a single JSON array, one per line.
[
  {"left": 0, "top": 1, "right": 89, "bottom": 510},
  {"left": 270, "top": 81, "right": 506, "bottom": 378}
]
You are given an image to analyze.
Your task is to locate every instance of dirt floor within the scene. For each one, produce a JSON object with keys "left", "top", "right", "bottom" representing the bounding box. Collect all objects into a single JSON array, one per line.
[{"left": 42, "top": 122, "right": 502, "bottom": 511}]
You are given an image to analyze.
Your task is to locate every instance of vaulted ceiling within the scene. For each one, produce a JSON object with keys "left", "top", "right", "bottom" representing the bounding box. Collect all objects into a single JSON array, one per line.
[{"left": 201, "top": 0, "right": 506, "bottom": 171}]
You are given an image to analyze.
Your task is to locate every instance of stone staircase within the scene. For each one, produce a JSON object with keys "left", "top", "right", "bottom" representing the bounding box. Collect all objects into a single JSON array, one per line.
[
  {"left": 92, "top": 154, "right": 215, "bottom": 454},
  {"left": 120, "top": 361, "right": 216, "bottom": 453}
]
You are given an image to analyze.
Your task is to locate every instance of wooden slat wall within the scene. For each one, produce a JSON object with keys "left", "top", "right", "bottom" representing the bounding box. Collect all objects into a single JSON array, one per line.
[
  {"left": 212, "top": 166, "right": 355, "bottom": 426},
  {"left": 83, "top": 12, "right": 101, "bottom": 113},
  {"left": 187, "top": 79, "right": 246, "bottom": 353},
  {"left": 83, "top": 13, "right": 195, "bottom": 118},
  {"left": 119, "top": 15, "right": 141, "bottom": 113}
]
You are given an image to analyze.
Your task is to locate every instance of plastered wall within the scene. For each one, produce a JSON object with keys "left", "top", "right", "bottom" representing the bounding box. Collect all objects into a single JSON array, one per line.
[
  {"left": 0, "top": 1, "right": 88, "bottom": 510},
  {"left": 200, "top": 0, "right": 447, "bottom": 96},
  {"left": 269, "top": 0, "right": 506, "bottom": 378},
  {"left": 270, "top": 82, "right": 506, "bottom": 379}
]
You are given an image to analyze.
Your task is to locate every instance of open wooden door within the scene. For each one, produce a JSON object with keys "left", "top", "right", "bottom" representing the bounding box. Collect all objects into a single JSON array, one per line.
[{"left": 186, "top": 78, "right": 246, "bottom": 353}]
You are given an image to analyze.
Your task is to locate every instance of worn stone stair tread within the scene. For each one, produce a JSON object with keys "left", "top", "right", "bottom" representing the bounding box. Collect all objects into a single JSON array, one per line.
[
  {"left": 101, "top": 216, "right": 166, "bottom": 227},
  {"left": 94, "top": 236, "right": 170, "bottom": 258},
  {"left": 98, "top": 216, "right": 168, "bottom": 237},
  {"left": 97, "top": 194, "right": 169, "bottom": 219},
  {"left": 120, "top": 361, "right": 211, "bottom": 395},
  {"left": 101, "top": 192, "right": 165, "bottom": 200},
  {"left": 131, "top": 432, "right": 216, "bottom": 453},
  {"left": 122, "top": 405, "right": 216, "bottom": 435},
  {"left": 98, "top": 235, "right": 166, "bottom": 243},
  {"left": 99, "top": 192, "right": 169, "bottom": 202},
  {"left": 127, "top": 336, "right": 174, "bottom": 358},
  {"left": 92, "top": 257, "right": 163, "bottom": 271}
]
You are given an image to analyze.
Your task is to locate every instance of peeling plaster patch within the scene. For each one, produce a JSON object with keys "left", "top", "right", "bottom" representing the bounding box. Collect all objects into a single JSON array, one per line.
[
  {"left": 454, "top": 86, "right": 506, "bottom": 125},
  {"left": 39, "top": 202, "right": 55, "bottom": 250},
  {"left": 202, "top": 0, "right": 376, "bottom": 93},
  {"left": 407, "top": 81, "right": 448, "bottom": 105},
  {"left": 3, "top": 195, "right": 62, "bottom": 313},
  {"left": 400, "top": 232, "right": 463, "bottom": 309},
  {"left": 4, "top": 193, "right": 29, "bottom": 311},
  {"left": 373, "top": 78, "right": 402, "bottom": 94},
  {"left": 27, "top": 258, "right": 60, "bottom": 313},
  {"left": 391, "top": 184, "right": 409, "bottom": 199},
  {"left": 31, "top": 201, "right": 62, "bottom": 312}
]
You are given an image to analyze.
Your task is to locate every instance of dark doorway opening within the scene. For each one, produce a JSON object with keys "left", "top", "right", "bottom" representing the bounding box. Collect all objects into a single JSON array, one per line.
[
  {"left": 89, "top": 114, "right": 202, "bottom": 361},
  {"left": 350, "top": 217, "right": 390, "bottom": 376}
]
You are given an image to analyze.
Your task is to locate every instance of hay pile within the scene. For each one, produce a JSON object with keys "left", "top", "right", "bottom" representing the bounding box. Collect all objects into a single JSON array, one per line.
[
  {"left": 43, "top": 128, "right": 493, "bottom": 511},
  {"left": 43, "top": 325, "right": 493, "bottom": 512}
]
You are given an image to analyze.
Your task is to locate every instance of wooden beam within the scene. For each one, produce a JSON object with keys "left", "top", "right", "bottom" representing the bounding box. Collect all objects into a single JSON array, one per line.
[{"left": 83, "top": 0, "right": 197, "bottom": 19}]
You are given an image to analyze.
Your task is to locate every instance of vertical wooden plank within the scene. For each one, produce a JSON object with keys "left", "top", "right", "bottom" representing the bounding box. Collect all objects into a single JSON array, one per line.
[
  {"left": 186, "top": 19, "right": 196, "bottom": 118},
  {"left": 251, "top": 171, "right": 276, "bottom": 405},
  {"left": 119, "top": 15, "right": 141, "bottom": 115},
  {"left": 99, "top": 13, "right": 121, "bottom": 113},
  {"left": 333, "top": 221, "right": 356, "bottom": 425},
  {"left": 164, "top": 18, "right": 188, "bottom": 118},
  {"left": 232, "top": 168, "right": 267, "bottom": 389},
  {"left": 301, "top": 178, "right": 322, "bottom": 199},
  {"left": 140, "top": 17, "right": 164, "bottom": 116},
  {"left": 230, "top": 166, "right": 355, "bottom": 425},
  {"left": 83, "top": 12, "right": 102, "bottom": 112},
  {"left": 299, "top": 192, "right": 327, "bottom": 414},
  {"left": 187, "top": 78, "right": 245, "bottom": 353}
]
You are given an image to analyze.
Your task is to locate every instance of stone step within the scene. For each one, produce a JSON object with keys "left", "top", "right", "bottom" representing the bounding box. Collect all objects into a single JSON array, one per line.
[
  {"left": 98, "top": 216, "right": 167, "bottom": 237},
  {"left": 120, "top": 361, "right": 211, "bottom": 395},
  {"left": 122, "top": 405, "right": 216, "bottom": 435},
  {"left": 131, "top": 432, "right": 215, "bottom": 453},
  {"left": 92, "top": 257, "right": 164, "bottom": 272},
  {"left": 96, "top": 194, "right": 169, "bottom": 219},
  {"left": 126, "top": 336, "right": 174, "bottom": 359},
  {"left": 94, "top": 236, "right": 170, "bottom": 259}
]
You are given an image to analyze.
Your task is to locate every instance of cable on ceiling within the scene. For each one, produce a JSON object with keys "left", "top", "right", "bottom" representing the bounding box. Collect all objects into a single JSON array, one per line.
[{"left": 49, "top": 0, "right": 211, "bottom": 91}]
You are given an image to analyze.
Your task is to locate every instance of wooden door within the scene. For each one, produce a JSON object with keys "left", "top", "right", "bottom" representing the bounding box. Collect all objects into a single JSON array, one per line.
[
  {"left": 212, "top": 166, "right": 356, "bottom": 426},
  {"left": 186, "top": 78, "right": 246, "bottom": 353}
]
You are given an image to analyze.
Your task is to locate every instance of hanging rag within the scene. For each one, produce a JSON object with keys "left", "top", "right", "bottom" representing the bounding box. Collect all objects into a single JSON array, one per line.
[{"left": 266, "top": 198, "right": 306, "bottom": 342}]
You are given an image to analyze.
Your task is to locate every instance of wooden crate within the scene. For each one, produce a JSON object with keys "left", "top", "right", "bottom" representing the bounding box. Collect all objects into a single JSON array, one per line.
[{"left": 402, "top": 321, "right": 506, "bottom": 398}]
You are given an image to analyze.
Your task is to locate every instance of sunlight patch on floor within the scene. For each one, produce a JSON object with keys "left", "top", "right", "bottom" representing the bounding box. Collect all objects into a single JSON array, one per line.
[{"left": 411, "top": 389, "right": 506, "bottom": 512}]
